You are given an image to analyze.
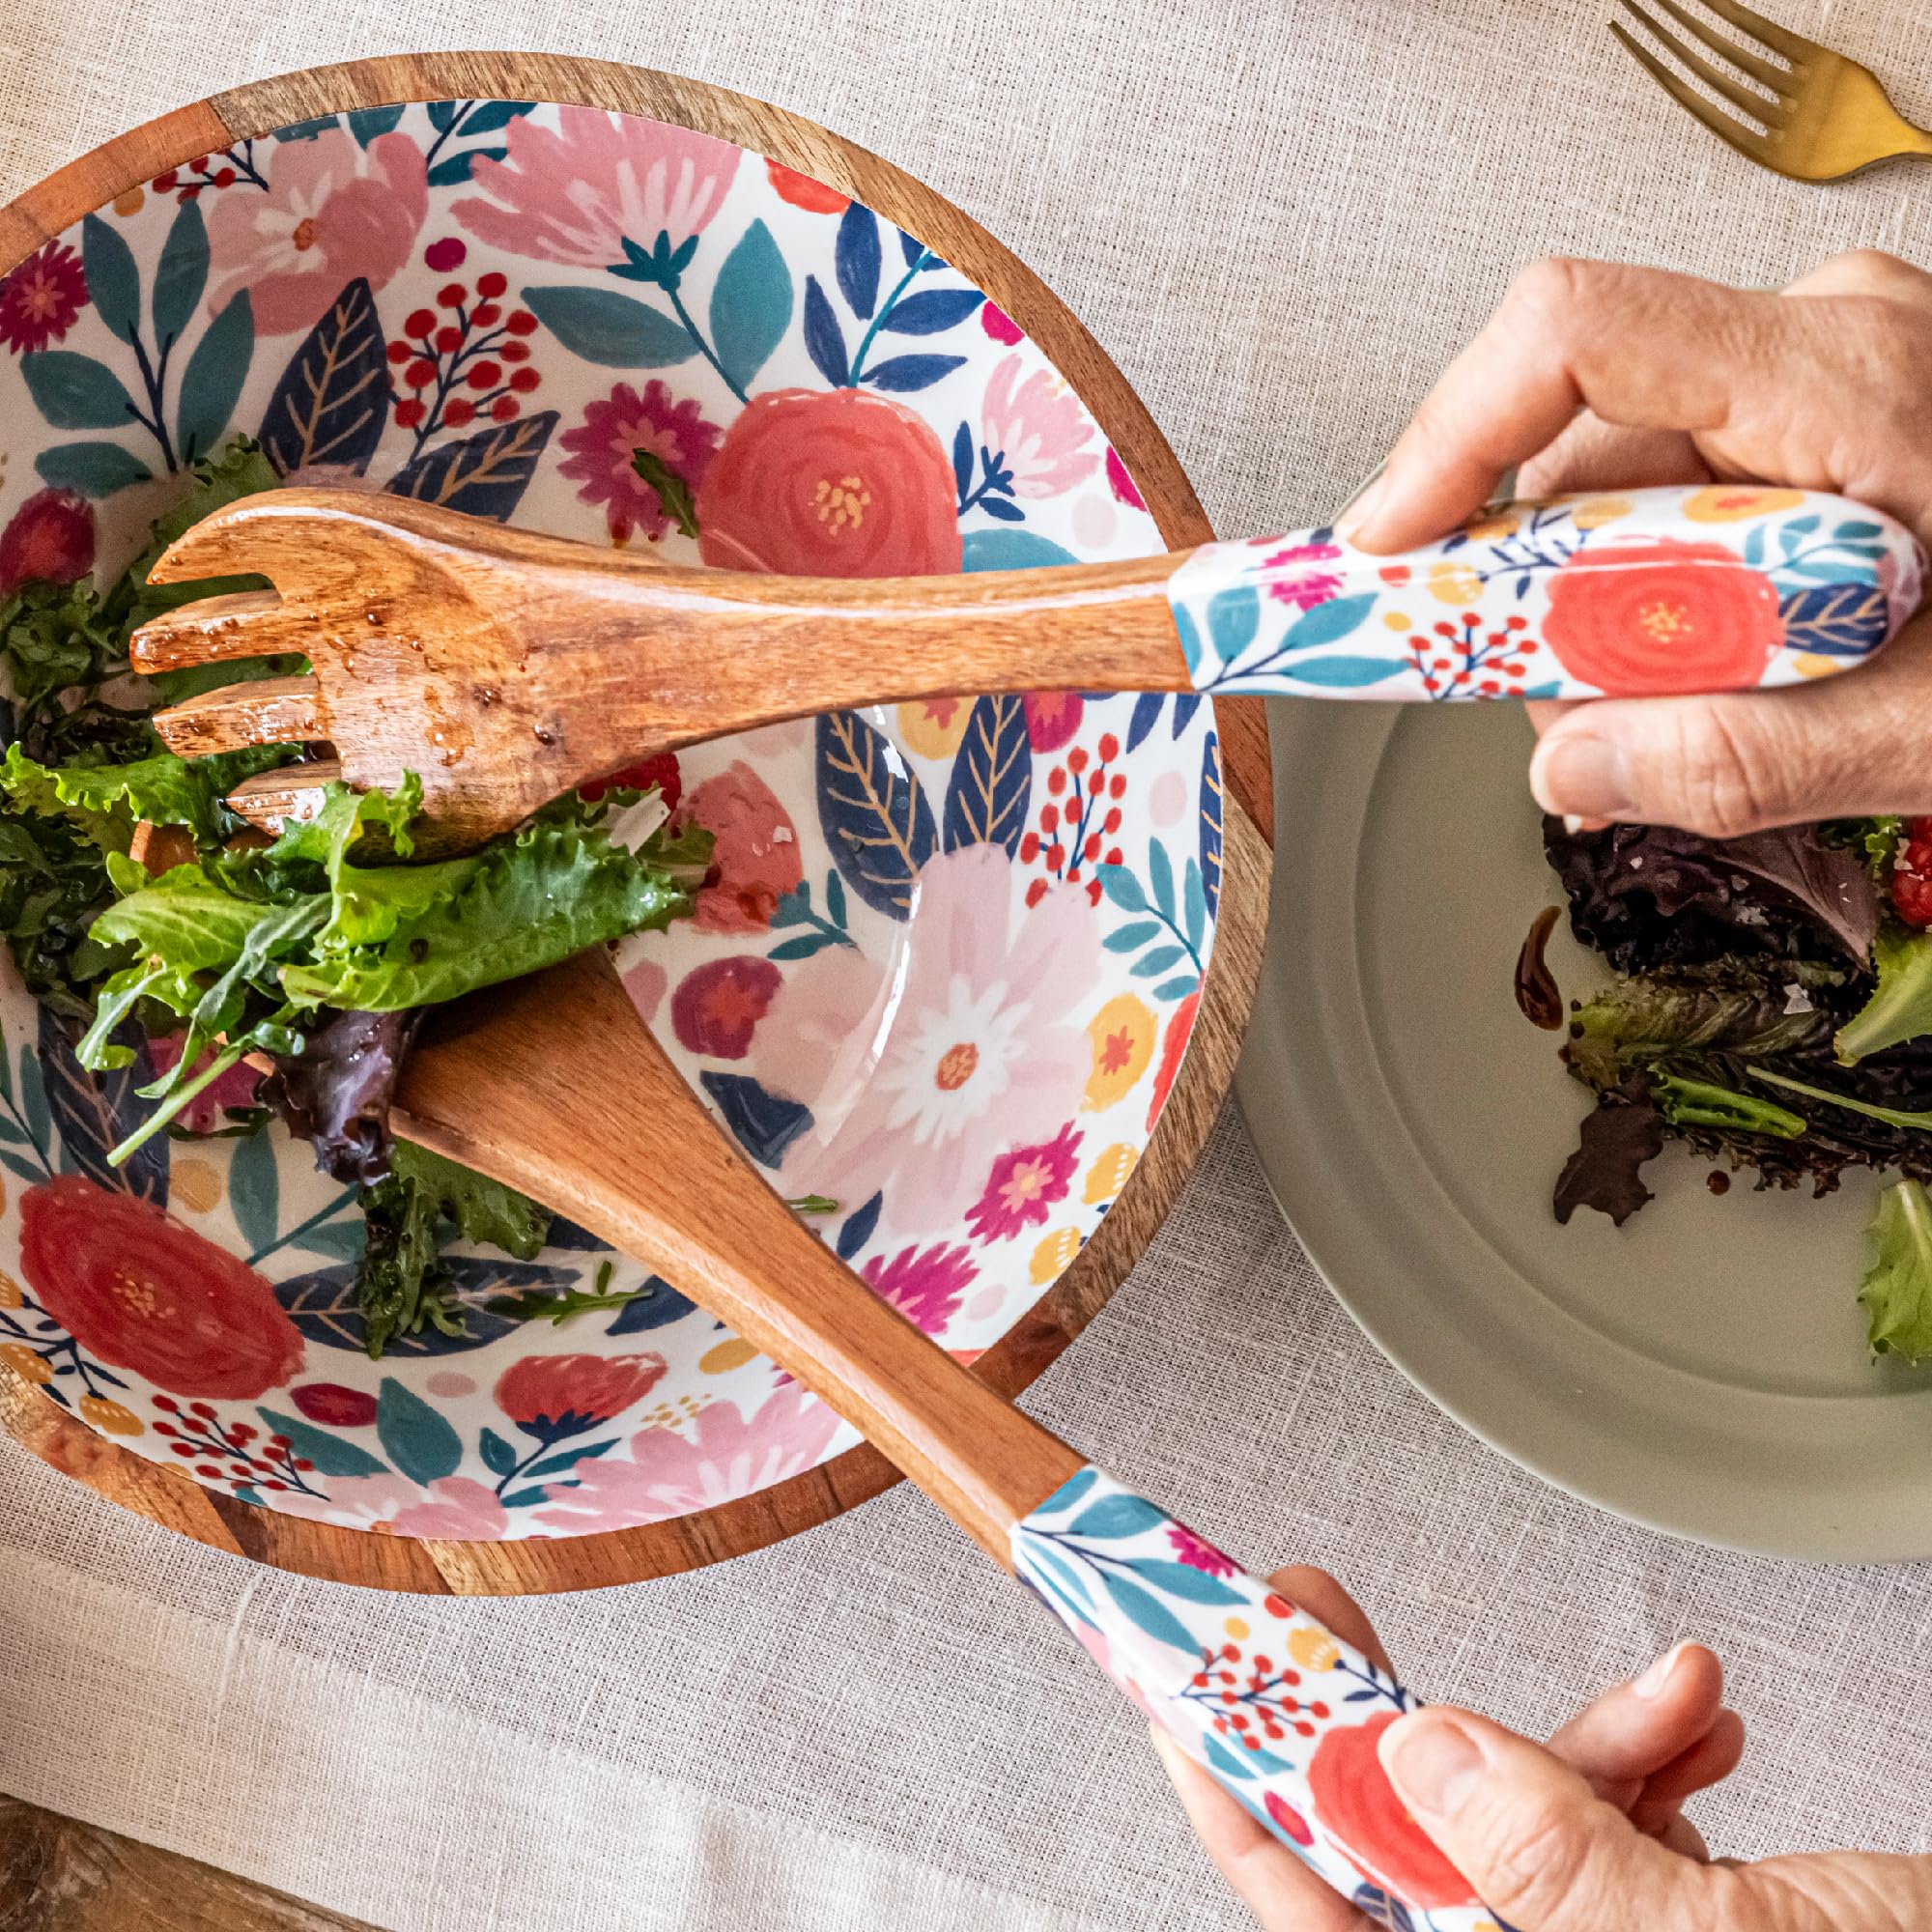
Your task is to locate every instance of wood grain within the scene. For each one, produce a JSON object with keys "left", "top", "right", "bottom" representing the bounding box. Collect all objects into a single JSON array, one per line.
[
  {"left": 0, "top": 1796, "right": 381, "bottom": 1931},
  {"left": 0, "top": 53, "right": 1274, "bottom": 1591}
]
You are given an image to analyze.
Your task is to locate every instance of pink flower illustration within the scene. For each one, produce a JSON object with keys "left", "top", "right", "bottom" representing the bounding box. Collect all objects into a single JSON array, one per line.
[
  {"left": 980, "top": 354, "right": 1098, "bottom": 499},
  {"left": 862, "top": 1242, "right": 978, "bottom": 1335},
  {"left": 534, "top": 1382, "right": 843, "bottom": 1530},
  {"left": 1023, "top": 691, "right": 1083, "bottom": 752},
  {"left": 0, "top": 242, "right": 87, "bottom": 354},
  {"left": 274, "top": 1470, "right": 425, "bottom": 1531},
  {"left": 454, "top": 107, "right": 738, "bottom": 267},
  {"left": 769, "top": 845, "right": 1100, "bottom": 1231},
  {"left": 143, "top": 1034, "right": 263, "bottom": 1133},
  {"left": 964, "top": 1122, "right": 1082, "bottom": 1240},
  {"left": 622, "top": 953, "right": 668, "bottom": 1025},
  {"left": 1105, "top": 446, "right": 1146, "bottom": 511},
  {"left": 0, "top": 489, "right": 94, "bottom": 593},
  {"left": 680, "top": 759, "right": 802, "bottom": 931},
  {"left": 1261, "top": 540, "right": 1344, "bottom": 611},
  {"left": 390, "top": 1475, "right": 513, "bottom": 1540},
  {"left": 206, "top": 128, "right": 427, "bottom": 336},
  {"left": 557, "top": 380, "right": 723, "bottom": 543},
  {"left": 980, "top": 301, "right": 1023, "bottom": 346},
  {"left": 1167, "top": 1522, "right": 1239, "bottom": 1577}
]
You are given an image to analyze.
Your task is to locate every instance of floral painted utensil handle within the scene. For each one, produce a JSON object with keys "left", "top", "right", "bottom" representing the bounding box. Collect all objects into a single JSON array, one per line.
[
  {"left": 1168, "top": 483, "right": 1924, "bottom": 701},
  {"left": 1015, "top": 1467, "right": 1501, "bottom": 1931}
]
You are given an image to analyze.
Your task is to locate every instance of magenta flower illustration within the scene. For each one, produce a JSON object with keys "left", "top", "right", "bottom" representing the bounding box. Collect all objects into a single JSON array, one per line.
[
  {"left": 1167, "top": 1522, "right": 1238, "bottom": 1578},
  {"left": 862, "top": 1241, "right": 979, "bottom": 1336},
  {"left": 964, "top": 1122, "right": 1083, "bottom": 1241},
  {"left": 1260, "top": 540, "right": 1344, "bottom": 611},
  {"left": 557, "top": 379, "right": 723, "bottom": 543},
  {"left": 0, "top": 241, "right": 87, "bottom": 354}
]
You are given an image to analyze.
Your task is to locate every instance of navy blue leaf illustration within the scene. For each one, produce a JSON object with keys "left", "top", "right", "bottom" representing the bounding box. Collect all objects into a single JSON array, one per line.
[
  {"left": 899, "top": 226, "right": 926, "bottom": 270},
  {"left": 836, "top": 1190, "right": 883, "bottom": 1261},
  {"left": 1171, "top": 693, "right": 1202, "bottom": 739},
  {"left": 19, "top": 352, "right": 139, "bottom": 430},
  {"left": 387, "top": 410, "right": 559, "bottom": 521},
  {"left": 1069, "top": 1492, "right": 1165, "bottom": 1538},
  {"left": 815, "top": 709, "right": 936, "bottom": 916},
  {"left": 36, "top": 1006, "right": 166, "bottom": 1205},
  {"left": 427, "top": 149, "right": 505, "bottom": 188},
  {"left": 865, "top": 353, "right": 964, "bottom": 393},
  {"left": 150, "top": 198, "right": 209, "bottom": 347},
  {"left": 708, "top": 218, "right": 792, "bottom": 394},
  {"left": 1779, "top": 582, "right": 1889, "bottom": 658},
  {"left": 1199, "top": 730, "right": 1223, "bottom": 917},
  {"left": 176, "top": 290, "right": 255, "bottom": 462},
  {"left": 699, "top": 1072, "right": 813, "bottom": 1169},
  {"left": 479, "top": 1426, "right": 519, "bottom": 1476},
  {"left": 1097, "top": 1571, "right": 1197, "bottom": 1653},
  {"left": 978, "top": 495, "right": 1024, "bottom": 522},
  {"left": 1279, "top": 655, "right": 1406, "bottom": 688},
  {"left": 606, "top": 1274, "right": 697, "bottom": 1333},
  {"left": 259, "top": 276, "right": 390, "bottom": 477},
  {"left": 942, "top": 696, "right": 1032, "bottom": 855},
  {"left": 951, "top": 420, "right": 973, "bottom": 502},
  {"left": 1350, "top": 1887, "right": 1417, "bottom": 1932},
  {"left": 255, "top": 1406, "right": 387, "bottom": 1477},
  {"left": 34, "top": 442, "right": 151, "bottom": 497},
  {"left": 835, "top": 202, "right": 881, "bottom": 317},
  {"left": 521, "top": 286, "right": 696, "bottom": 366},
  {"left": 377, "top": 1376, "right": 463, "bottom": 1486},
  {"left": 802, "top": 276, "right": 849, "bottom": 386},
  {"left": 1125, "top": 692, "right": 1164, "bottom": 753},
  {"left": 883, "top": 289, "right": 982, "bottom": 335},
  {"left": 546, "top": 1214, "right": 612, "bottom": 1251},
  {"left": 79, "top": 213, "right": 140, "bottom": 344},
  {"left": 346, "top": 104, "right": 406, "bottom": 147},
  {"left": 274, "top": 1257, "right": 581, "bottom": 1354}
]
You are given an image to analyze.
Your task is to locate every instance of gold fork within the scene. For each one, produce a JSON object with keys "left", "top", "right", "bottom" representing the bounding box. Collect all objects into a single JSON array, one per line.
[{"left": 1611, "top": 0, "right": 1932, "bottom": 182}]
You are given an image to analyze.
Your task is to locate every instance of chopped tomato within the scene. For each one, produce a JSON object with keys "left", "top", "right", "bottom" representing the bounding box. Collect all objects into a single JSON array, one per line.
[
  {"left": 578, "top": 752, "right": 682, "bottom": 810},
  {"left": 1890, "top": 817, "right": 1932, "bottom": 925}
]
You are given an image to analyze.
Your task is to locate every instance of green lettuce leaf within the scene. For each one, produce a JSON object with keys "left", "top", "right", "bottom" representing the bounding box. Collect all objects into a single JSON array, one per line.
[
  {"left": 1564, "top": 970, "right": 1830, "bottom": 1093},
  {"left": 1652, "top": 1072, "right": 1806, "bottom": 1139},
  {"left": 1861, "top": 1179, "right": 1932, "bottom": 1361},
  {"left": 1836, "top": 923, "right": 1932, "bottom": 1063},
  {"left": 1749, "top": 1065, "right": 1932, "bottom": 1133},
  {"left": 0, "top": 578, "right": 121, "bottom": 716},
  {"left": 91, "top": 865, "right": 300, "bottom": 975}
]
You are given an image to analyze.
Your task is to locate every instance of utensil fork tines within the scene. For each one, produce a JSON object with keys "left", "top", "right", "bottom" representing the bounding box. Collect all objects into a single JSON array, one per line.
[{"left": 1611, "top": 0, "right": 1932, "bottom": 181}]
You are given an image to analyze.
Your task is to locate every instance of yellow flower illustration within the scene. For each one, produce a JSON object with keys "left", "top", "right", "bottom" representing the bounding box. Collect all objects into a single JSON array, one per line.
[
  {"left": 699, "top": 1337, "right": 760, "bottom": 1375},
  {"left": 1030, "top": 1227, "right": 1081, "bottom": 1285},
  {"left": 1083, "top": 1142, "right": 1139, "bottom": 1205},
  {"left": 112, "top": 185, "right": 145, "bottom": 217},
  {"left": 1568, "top": 496, "right": 1632, "bottom": 530},
  {"left": 0, "top": 1341, "right": 52, "bottom": 1384},
  {"left": 1426, "top": 558, "right": 1482, "bottom": 608},
  {"left": 79, "top": 1394, "right": 143, "bottom": 1436},
  {"left": 896, "top": 696, "right": 971, "bottom": 759},
  {"left": 1463, "top": 510, "right": 1520, "bottom": 543},
  {"left": 1792, "top": 653, "right": 1843, "bottom": 678},
  {"left": 1682, "top": 485, "right": 1805, "bottom": 524},
  {"left": 1084, "top": 995, "right": 1156, "bottom": 1110},
  {"left": 171, "top": 1156, "right": 223, "bottom": 1215},
  {"left": 1287, "top": 1626, "right": 1341, "bottom": 1671},
  {"left": 0, "top": 1269, "right": 21, "bottom": 1310}
]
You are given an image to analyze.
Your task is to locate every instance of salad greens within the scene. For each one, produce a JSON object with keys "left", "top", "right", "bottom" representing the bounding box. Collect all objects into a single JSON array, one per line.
[
  {"left": 1861, "top": 1179, "right": 1932, "bottom": 1364},
  {"left": 0, "top": 439, "right": 711, "bottom": 1355}
]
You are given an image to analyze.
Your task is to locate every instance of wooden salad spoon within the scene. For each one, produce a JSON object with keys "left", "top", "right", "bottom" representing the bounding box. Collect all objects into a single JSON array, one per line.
[
  {"left": 128, "top": 481, "right": 1923, "bottom": 848},
  {"left": 390, "top": 945, "right": 1492, "bottom": 1926}
]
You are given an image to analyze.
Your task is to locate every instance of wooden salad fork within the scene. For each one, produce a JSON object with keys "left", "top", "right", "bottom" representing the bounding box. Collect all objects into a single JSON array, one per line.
[
  {"left": 389, "top": 945, "right": 1492, "bottom": 1926},
  {"left": 1612, "top": 0, "right": 1932, "bottom": 180},
  {"left": 129, "top": 481, "right": 1922, "bottom": 848}
]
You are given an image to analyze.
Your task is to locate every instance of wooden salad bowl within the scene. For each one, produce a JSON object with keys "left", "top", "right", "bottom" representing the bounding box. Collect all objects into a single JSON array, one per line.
[{"left": 0, "top": 50, "right": 1272, "bottom": 1594}]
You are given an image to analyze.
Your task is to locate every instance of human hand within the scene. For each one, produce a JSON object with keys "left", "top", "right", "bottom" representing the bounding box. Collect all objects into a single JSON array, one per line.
[
  {"left": 1154, "top": 1566, "right": 1930, "bottom": 1930},
  {"left": 1338, "top": 250, "right": 1932, "bottom": 836}
]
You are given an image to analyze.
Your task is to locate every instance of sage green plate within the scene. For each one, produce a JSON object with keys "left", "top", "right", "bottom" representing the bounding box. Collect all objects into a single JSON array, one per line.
[{"left": 1236, "top": 698, "right": 1932, "bottom": 1561}]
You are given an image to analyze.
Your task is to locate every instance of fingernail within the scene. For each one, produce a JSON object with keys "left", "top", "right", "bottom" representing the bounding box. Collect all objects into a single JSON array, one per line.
[
  {"left": 1634, "top": 1642, "right": 1689, "bottom": 1700},
  {"left": 1336, "top": 474, "right": 1389, "bottom": 547},
  {"left": 1532, "top": 731, "right": 1635, "bottom": 820},
  {"left": 1562, "top": 813, "right": 1584, "bottom": 836},
  {"left": 1380, "top": 1712, "right": 1486, "bottom": 1818}
]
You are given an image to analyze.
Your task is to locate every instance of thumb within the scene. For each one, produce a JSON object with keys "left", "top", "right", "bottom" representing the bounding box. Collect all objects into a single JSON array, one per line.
[{"left": 1379, "top": 1709, "right": 1710, "bottom": 1932}]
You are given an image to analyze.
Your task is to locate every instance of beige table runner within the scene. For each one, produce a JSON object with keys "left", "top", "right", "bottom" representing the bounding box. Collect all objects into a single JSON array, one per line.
[{"left": 6, "top": 2, "right": 1932, "bottom": 1925}]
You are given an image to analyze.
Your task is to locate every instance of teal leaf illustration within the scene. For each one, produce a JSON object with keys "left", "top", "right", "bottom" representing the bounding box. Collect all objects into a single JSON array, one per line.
[
  {"left": 1034, "top": 1466, "right": 1097, "bottom": 1517},
  {"left": 1025, "top": 1545, "right": 1099, "bottom": 1625},
  {"left": 1278, "top": 654, "right": 1406, "bottom": 688},
  {"left": 1127, "top": 1556, "right": 1246, "bottom": 1605},
  {"left": 708, "top": 218, "right": 792, "bottom": 393},
  {"left": 1097, "top": 1570, "right": 1197, "bottom": 1652},
  {"left": 259, "top": 276, "right": 391, "bottom": 476},
  {"left": 256, "top": 1406, "right": 388, "bottom": 1478},
  {"left": 961, "top": 528, "right": 1077, "bottom": 572},
  {"left": 1131, "top": 945, "right": 1187, "bottom": 979},
  {"left": 36, "top": 1007, "right": 165, "bottom": 1206},
  {"left": 522, "top": 286, "right": 697, "bottom": 366},
  {"left": 941, "top": 695, "right": 1032, "bottom": 855},
  {"left": 1068, "top": 1492, "right": 1165, "bottom": 1539},
  {"left": 175, "top": 291, "right": 254, "bottom": 462},
  {"left": 292, "top": 1216, "right": 364, "bottom": 1263},
  {"left": 1283, "top": 593, "right": 1376, "bottom": 651},
  {"left": 151, "top": 197, "right": 209, "bottom": 346},
  {"left": 1103, "top": 920, "right": 1164, "bottom": 953},
  {"left": 34, "top": 441, "right": 152, "bottom": 497},
  {"left": 227, "top": 1124, "right": 279, "bottom": 1258},
  {"left": 377, "top": 1376, "right": 463, "bottom": 1486},
  {"left": 1148, "top": 838, "right": 1177, "bottom": 922},
  {"left": 18, "top": 1040, "right": 49, "bottom": 1162},
  {"left": 427, "top": 150, "right": 506, "bottom": 187},
  {"left": 479, "top": 1426, "right": 519, "bottom": 1477},
  {"left": 274, "top": 115, "right": 339, "bottom": 142},
  {"left": 1172, "top": 604, "right": 1205, "bottom": 679},
  {"left": 1153, "top": 974, "right": 1199, "bottom": 1001},
  {"left": 1206, "top": 583, "right": 1260, "bottom": 667},
  {"left": 814, "top": 709, "right": 936, "bottom": 917},
  {"left": 459, "top": 100, "right": 537, "bottom": 135},
  {"left": 347, "top": 104, "right": 406, "bottom": 146},
  {"left": 1097, "top": 864, "right": 1146, "bottom": 913},
  {"left": 1201, "top": 1732, "right": 1259, "bottom": 1782},
  {"left": 698, "top": 1071, "right": 813, "bottom": 1169},
  {"left": 522, "top": 1438, "right": 615, "bottom": 1483},
  {"left": 1183, "top": 858, "right": 1208, "bottom": 953},
  {"left": 79, "top": 213, "right": 140, "bottom": 343},
  {"left": 19, "top": 352, "right": 139, "bottom": 430},
  {"left": 387, "top": 411, "right": 558, "bottom": 521}
]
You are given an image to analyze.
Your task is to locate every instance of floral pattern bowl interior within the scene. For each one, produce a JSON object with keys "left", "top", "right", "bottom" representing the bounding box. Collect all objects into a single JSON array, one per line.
[{"left": 0, "top": 99, "right": 1220, "bottom": 1541}]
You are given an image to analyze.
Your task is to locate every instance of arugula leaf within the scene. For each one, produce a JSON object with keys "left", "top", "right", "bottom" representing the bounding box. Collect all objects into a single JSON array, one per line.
[
  {"left": 1836, "top": 923, "right": 1932, "bottom": 1063},
  {"left": 1652, "top": 1071, "right": 1805, "bottom": 1139},
  {"left": 631, "top": 448, "right": 699, "bottom": 538},
  {"left": 390, "top": 1140, "right": 550, "bottom": 1258},
  {"left": 1861, "top": 1179, "right": 1932, "bottom": 1362},
  {"left": 0, "top": 578, "right": 122, "bottom": 720}
]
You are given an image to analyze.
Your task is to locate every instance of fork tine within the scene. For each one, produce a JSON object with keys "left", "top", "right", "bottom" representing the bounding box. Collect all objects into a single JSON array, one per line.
[
  {"left": 1618, "top": 0, "right": 1787, "bottom": 125},
  {"left": 1695, "top": 0, "right": 1809, "bottom": 63},
  {"left": 225, "top": 763, "right": 340, "bottom": 837},
  {"left": 1638, "top": 0, "right": 1790, "bottom": 91},
  {"left": 1611, "top": 21, "right": 1776, "bottom": 162},
  {"left": 128, "top": 591, "right": 318, "bottom": 673},
  {"left": 152, "top": 676, "right": 324, "bottom": 758}
]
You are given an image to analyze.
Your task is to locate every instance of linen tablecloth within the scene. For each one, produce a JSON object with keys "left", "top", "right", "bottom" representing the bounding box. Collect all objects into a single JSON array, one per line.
[{"left": 7, "top": 3, "right": 1932, "bottom": 1926}]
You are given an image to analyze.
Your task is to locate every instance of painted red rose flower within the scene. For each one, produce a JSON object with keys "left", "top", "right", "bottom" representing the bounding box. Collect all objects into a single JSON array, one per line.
[
  {"left": 495, "top": 1350, "right": 666, "bottom": 1441},
  {"left": 1306, "top": 1710, "right": 1476, "bottom": 1908},
  {"left": 19, "top": 1176, "right": 303, "bottom": 1399},
  {"left": 696, "top": 387, "right": 962, "bottom": 578},
  {"left": 0, "top": 242, "right": 87, "bottom": 354},
  {"left": 0, "top": 489, "right": 95, "bottom": 594},
  {"left": 557, "top": 380, "right": 723, "bottom": 544},
  {"left": 680, "top": 759, "right": 802, "bottom": 932},
  {"left": 671, "top": 955, "right": 781, "bottom": 1059},
  {"left": 1543, "top": 539, "right": 1783, "bottom": 695}
]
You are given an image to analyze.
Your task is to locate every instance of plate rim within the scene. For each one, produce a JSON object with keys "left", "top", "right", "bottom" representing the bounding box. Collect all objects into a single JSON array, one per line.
[{"left": 0, "top": 51, "right": 1274, "bottom": 1593}]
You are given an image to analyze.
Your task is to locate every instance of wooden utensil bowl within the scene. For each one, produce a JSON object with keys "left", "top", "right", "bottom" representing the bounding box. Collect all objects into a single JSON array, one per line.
[{"left": 0, "top": 51, "right": 1272, "bottom": 1594}]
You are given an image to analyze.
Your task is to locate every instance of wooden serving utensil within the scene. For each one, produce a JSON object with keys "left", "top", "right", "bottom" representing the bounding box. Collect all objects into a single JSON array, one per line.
[
  {"left": 129, "top": 482, "right": 1922, "bottom": 847},
  {"left": 392, "top": 947, "right": 1492, "bottom": 1925}
]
